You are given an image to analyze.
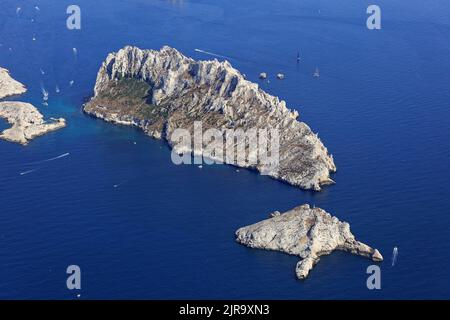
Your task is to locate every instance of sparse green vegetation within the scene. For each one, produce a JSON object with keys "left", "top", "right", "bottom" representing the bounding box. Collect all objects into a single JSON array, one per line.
[{"left": 94, "top": 78, "right": 169, "bottom": 120}]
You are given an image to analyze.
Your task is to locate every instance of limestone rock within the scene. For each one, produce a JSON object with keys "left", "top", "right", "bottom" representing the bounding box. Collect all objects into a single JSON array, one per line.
[
  {"left": 270, "top": 210, "right": 281, "bottom": 217},
  {"left": 84, "top": 46, "right": 336, "bottom": 191},
  {"left": 235, "top": 204, "right": 383, "bottom": 279},
  {"left": 0, "top": 101, "right": 66, "bottom": 145}
]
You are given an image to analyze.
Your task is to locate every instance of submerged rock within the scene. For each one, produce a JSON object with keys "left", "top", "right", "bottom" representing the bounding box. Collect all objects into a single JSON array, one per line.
[
  {"left": 0, "top": 102, "right": 66, "bottom": 145},
  {"left": 236, "top": 204, "right": 383, "bottom": 279},
  {"left": 84, "top": 46, "right": 336, "bottom": 190}
]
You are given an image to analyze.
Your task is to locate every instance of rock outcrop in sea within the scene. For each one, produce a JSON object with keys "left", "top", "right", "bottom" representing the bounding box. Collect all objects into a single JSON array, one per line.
[
  {"left": 0, "top": 67, "right": 26, "bottom": 99},
  {"left": 84, "top": 46, "right": 336, "bottom": 191},
  {"left": 236, "top": 204, "right": 383, "bottom": 279},
  {"left": 0, "top": 67, "right": 66, "bottom": 145}
]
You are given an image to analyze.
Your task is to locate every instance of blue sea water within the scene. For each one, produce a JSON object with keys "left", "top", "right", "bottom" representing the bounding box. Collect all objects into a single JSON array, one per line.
[{"left": 0, "top": 0, "right": 449, "bottom": 299}]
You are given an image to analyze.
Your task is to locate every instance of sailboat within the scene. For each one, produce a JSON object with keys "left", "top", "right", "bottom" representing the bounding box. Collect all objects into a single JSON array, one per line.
[
  {"left": 313, "top": 67, "right": 320, "bottom": 78},
  {"left": 297, "top": 52, "right": 301, "bottom": 62}
]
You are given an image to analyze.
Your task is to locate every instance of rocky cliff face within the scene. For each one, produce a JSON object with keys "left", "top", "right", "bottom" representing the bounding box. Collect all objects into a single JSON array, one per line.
[
  {"left": 84, "top": 46, "right": 336, "bottom": 191},
  {"left": 236, "top": 204, "right": 383, "bottom": 279},
  {"left": 0, "top": 67, "right": 66, "bottom": 145},
  {"left": 0, "top": 67, "right": 26, "bottom": 99}
]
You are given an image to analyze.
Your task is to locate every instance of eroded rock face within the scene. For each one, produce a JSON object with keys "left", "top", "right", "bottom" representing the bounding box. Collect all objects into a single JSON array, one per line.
[
  {"left": 236, "top": 204, "right": 383, "bottom": 279},
  {"left": 84, "top": 46, "right": 336, "bottom": 191},
  {"left": 0, "top": 102, "right": 66, "bottom": 145},
  {"left": 0, "top": 67, "right": 26, "bottom": 99}
]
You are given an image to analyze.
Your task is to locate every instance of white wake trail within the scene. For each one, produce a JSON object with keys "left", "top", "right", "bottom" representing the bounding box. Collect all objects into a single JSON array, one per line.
[
  {"left": 194, "top": 49, "right": 232, "bottom": 60},
  {"left": 25, "top": 153, "right": 70, "bottom": 165}
]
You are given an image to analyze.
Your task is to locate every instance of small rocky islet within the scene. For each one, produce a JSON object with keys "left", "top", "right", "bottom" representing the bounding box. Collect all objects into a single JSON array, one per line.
[
  {"left": 0, "top": 47, "right": 383, "bottom": 280},
  {"left": 236, "top": 204, "right": 382, "bottom": 279},
  {"left": 0, "top": 67, "right": 66, "bottom": 145},
  {"left": 83, "top": 45, "right": 382, "bottom": 279}
]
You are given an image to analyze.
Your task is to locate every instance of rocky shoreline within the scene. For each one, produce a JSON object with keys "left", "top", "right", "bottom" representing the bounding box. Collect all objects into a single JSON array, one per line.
[
  {"left": 83, "top": 46, "right": 382, "bottom": 280},
  {"left": 0, "top": 67, "right": 27, "bottom": 99},
  {"left": 84, "top": 46, "right": 336, "bottom": 191},
  {"left": 236, "top": 204, "right": 383, "bottom": 279},
  {"left": 0, "top": 67, "right": 66, "bottom": 145}
]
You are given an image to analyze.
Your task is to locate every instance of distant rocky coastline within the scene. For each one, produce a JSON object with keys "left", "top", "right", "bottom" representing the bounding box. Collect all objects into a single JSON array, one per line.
[
  {"left": 236, "top": 204, "right": 383, "bottom": 279},
  {"left": 0, "top": 67, "right": 66, "bottom": 145},
  {"left": 84, "top": 46, "right": 336, "bottom": 191}
]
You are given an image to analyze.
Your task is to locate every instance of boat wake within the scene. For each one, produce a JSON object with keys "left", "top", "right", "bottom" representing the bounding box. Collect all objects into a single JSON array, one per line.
[
  {"left": 391, "top": 247, "right": 398, "bottom": 266},
  {"left": 113, "top": 181, "right": 127, "bottom": 188},
  {"left": 41, "top": 86, "right": 49, "bottom": 101}
]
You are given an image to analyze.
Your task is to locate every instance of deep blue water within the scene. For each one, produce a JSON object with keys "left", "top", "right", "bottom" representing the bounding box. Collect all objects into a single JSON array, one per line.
[
  {"left": 0, "top": 118, "right": 9, "bottom": 132},
  {"left": 1, "top": 0, "right": 449, "bottom": 299}
]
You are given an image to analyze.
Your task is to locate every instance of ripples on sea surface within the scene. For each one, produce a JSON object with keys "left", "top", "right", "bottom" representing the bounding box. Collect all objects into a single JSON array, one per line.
[{"left": 0, "top": 0, "right": 449, "bottom": 299}]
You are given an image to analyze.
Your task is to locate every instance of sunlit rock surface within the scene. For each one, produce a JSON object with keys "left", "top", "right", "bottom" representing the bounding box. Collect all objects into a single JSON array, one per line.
[{"left": 0, "top": 68, "right": 66, "bottom": 145}]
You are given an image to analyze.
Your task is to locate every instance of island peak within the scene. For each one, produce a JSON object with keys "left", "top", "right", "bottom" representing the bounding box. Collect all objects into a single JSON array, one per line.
[{"left": 236, "top": 204, "right": 383, "bottom": 279}]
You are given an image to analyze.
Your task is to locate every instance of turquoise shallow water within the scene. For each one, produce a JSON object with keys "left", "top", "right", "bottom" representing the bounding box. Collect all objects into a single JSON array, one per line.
[{"left": 0, "top": 0, "right": 450, "bottom": 299}]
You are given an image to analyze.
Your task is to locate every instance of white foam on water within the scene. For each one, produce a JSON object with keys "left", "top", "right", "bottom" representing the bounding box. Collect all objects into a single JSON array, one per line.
[{"left": 392, "top": 247, "right": 398, "bottom": 267}]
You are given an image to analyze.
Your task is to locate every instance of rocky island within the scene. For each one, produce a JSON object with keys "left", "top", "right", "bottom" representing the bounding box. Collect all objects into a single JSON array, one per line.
[
  {"left": 0, "top": 102, "right": 66, "bottom": 145},
  {"left": 0, "top": 67, "right": 66, "bottom": 145},
  {"left": 84, "top": 46, "right": 336, "bottom": 191},
  {"left": 0, "top": 67, "right": 27, "bottom": 99},
  {"left": 236, "top": 204, "right": 383, "bottom": 279}
]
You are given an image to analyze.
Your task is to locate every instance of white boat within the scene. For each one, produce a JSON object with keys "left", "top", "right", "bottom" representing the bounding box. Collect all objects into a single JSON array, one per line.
[{"left": 313, "top": 67, "right": 320, "bottom": 78}]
